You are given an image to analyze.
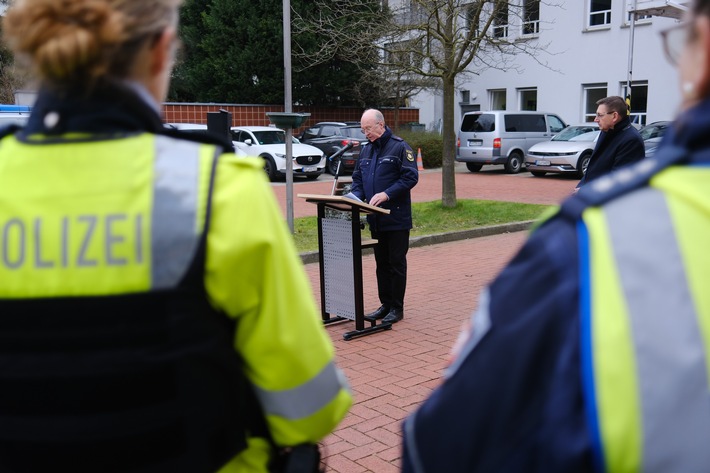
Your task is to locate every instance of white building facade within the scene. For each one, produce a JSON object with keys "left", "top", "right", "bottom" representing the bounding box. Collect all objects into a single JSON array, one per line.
[{"left": 409, "top": 0, "right": 687, "bottom": 131}]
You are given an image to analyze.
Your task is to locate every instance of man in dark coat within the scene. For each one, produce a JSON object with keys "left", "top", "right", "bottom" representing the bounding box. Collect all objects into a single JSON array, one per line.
[
  {"left": 576, "top": 95, "right": 645, "bottom": 189},
  {"left": 350, "top": 108, "right": 419, "bottom": 325}
]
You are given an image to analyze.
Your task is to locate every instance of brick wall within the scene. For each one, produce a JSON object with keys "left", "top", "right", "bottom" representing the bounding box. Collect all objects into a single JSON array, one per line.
[{"left": 163, "top": 103, "right": 419, "bottom": 133}]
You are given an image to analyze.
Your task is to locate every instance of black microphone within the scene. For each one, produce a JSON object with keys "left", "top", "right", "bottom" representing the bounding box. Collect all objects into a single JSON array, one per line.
[{"left": 327, "top": 141, "right": 355, "bottom": 161}]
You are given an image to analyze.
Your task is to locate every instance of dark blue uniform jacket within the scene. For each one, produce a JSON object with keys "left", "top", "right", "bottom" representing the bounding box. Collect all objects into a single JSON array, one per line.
[
  {"left": 401, "top": 98, "right": 710, "bottom": 473},
  {"left": 578, "top": 115, "right": 645, "bottom": 187},
  {"left": 351, "top": 127, "right": 418, "bottom": 232}
]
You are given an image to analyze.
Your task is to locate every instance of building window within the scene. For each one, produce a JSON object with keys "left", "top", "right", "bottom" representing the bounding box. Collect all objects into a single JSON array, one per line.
[
  {"left": 625, "top": 0, "right": 651, "bottom": 24},
  {"left": 384, "top": 40, "right": 422, "bottom": 69},
  {"left": 589, "top": 0, "right": 612, "bottom": 27},
  {"left": 461, "top": 104, "right": 481, "bottom": 115},
  {"left": 518, "top": 88, "right": 537, "bottom": 110},
  {"left": 489, "top": 89, "right": 506, "bottom": 110},
  {"left": 522, "top": 0, "right": 540, "bottom": 35},
  {"left": 583, "top": 84, "right": 607, "bottom": 122},
  {"left": 493, "top": 1, "right": 509, "bottom": 38},
  {"left": 627, "top": 12, "right": 651, "bottom": 23},
  {"left": 461, "top": 90, "right": 471, "bottom": 104},
  {"left": 393, "top": 0, "right": 424, "bottom": 25},
  {"left": 622, "top": 82, "right": 648, "bottom": 126},
  {"left": 467, "top": 4, "right": 481, "bottom": 36}
]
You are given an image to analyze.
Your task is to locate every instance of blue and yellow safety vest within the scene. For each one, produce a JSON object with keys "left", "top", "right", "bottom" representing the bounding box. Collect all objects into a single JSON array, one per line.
[{"left": 580, "top": 161, "right": 710, "bottom": 473}]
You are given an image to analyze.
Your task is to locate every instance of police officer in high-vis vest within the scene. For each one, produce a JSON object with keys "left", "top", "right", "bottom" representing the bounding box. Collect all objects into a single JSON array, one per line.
[
  {"left": 0, "top": 1, "right": 351, "bottom": 472},
  {"left": 402, "top": 1, "right": 710, "bottom": 472}
]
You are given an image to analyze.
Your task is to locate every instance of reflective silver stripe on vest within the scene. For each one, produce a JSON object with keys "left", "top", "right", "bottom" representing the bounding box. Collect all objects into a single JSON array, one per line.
[
  {"left": 254, "top": 361, "right": 346, "bottom": 420},
  {"left": 151, "top": 135, "right": 202, "bottom": 290},
  {"left": 605, "top": 187, "right": 710, "bottom": 472}
]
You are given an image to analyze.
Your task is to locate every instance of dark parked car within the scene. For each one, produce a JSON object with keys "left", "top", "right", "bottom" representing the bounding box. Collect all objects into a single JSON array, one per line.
[
  {"left": 639, "top": 121, "right": 670, "bottom": 157},
  {"left": 300, "top": 122, "right": 366, "bottom": 175}
]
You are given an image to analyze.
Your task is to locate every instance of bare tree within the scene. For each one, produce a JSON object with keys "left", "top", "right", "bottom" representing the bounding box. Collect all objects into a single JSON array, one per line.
[
  {"left": 370, "top": 38, "right": 441, "bottom": 131},
  {"left": 0, "top": 50, "right": 29, "bottom": 105},
  {"left": 295, "top": 0, "right": 560, "bottom": 207},
  {"left": 293, "top": 0, "right": 435, "bottom": 127},
  {"left": 0, "top": 0, "right": 30, "bottom": 104}
]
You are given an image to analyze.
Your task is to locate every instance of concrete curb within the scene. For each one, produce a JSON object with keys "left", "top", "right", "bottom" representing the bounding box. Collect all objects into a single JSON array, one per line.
[{"left": 299, "top": 219, "right": 535, "bottom": 265}]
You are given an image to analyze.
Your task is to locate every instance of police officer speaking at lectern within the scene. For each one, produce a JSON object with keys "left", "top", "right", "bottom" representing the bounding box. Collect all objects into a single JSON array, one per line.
[
  {"left": 0, "top": 0, "right": 351, "bottom": 472},
  {"left": 350, "top": 109, "right": 418, "bottom": 325}
]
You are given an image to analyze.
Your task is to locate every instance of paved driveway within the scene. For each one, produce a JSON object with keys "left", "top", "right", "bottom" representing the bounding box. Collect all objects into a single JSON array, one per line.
[{"left": 273, "top": 165, "right": 578, "bottom": 472}]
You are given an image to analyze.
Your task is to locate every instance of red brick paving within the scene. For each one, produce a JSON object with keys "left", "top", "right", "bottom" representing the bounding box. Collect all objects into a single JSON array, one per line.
[{"left": 273, "top": 164, "right": 577, "bottom": 472}]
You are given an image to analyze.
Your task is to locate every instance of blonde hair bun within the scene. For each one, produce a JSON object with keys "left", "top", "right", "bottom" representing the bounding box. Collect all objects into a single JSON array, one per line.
[{"left": 4, "top": 0, "right": 126, "bottom": 82}]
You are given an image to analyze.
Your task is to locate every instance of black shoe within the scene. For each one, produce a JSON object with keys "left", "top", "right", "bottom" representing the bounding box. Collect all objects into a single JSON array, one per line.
[
  {"left": 364, "top": 305, "right": 390, "bottom": 321},
  {"left": 382, "top": 309, "right": 403, "bottom": 324}
]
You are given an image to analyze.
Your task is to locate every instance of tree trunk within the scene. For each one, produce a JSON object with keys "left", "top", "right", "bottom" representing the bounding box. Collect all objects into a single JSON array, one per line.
[
  {"left": 441, "top": 74, "right": 457, "bottom": 208},
  {"left": 393, "top": 90, "right": 401, "bottom": 133},
  {"left": 393, "top": 75, "right": 401, "bottom": 132}
]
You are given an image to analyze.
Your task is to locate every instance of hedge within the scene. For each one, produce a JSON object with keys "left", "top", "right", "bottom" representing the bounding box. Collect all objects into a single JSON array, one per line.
[{"left": 395, "top": 130, "right": 443, "bottom": 169}]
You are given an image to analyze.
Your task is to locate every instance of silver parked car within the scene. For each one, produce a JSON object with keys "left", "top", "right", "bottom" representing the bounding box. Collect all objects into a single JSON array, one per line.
[{"left": 525, "top": 124, "right": 600, "bottom": 178}]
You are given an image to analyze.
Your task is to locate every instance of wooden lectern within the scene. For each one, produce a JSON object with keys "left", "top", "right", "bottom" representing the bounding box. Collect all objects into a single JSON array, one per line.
[{"left": 298, "top": 194, "right": 392, "bottom": 340}]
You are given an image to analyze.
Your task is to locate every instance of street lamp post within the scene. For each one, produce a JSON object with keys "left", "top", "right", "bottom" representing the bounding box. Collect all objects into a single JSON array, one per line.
[
  {"left": 283, "top": 0, "right": 294, "bottom": 233},
  {"left": 626, "top": 0, "right": 638, "bottom": 119},
  {"left": 266, "top": 0, "right": 309, "bottom": 234},
  {"left": 266, "top": 110, "right": 311, "bottom": 233}
]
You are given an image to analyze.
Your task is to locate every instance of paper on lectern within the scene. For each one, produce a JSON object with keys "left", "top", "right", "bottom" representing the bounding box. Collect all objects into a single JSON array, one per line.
[{"left": 342, "top": 192, "right": 363, "bottom": 203}]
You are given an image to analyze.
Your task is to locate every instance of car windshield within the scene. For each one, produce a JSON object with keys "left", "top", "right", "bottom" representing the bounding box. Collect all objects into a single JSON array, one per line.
[
  {"left": 640, "top": 123, "right": 668, "bottom": 140},
  {"left": 250, "top": 130, "right": 299, "bottom": 145},
  {"left": 553, "top": 126, "right": 599, "bottom": 142},
  {"left": 252, "top": 130, "right": 286, "bottom": 145}
]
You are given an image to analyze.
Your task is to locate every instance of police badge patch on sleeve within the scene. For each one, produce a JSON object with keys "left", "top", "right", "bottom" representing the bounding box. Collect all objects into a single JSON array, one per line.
[{"left": 407, "top": 150, "right": 414, "bottom": 161}]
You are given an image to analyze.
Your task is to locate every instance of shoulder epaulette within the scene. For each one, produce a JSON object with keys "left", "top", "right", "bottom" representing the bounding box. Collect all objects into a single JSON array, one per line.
[
  {"left": 391, "top": 135, "right": 404, "bottom": 142},
  {"left": 557, "top": 145, "right": 688, "bottom": 222}
]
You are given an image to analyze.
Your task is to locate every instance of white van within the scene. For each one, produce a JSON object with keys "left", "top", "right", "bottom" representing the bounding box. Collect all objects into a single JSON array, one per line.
[{"left": 456, "top": 111, "right": 567, "bottom": 173}]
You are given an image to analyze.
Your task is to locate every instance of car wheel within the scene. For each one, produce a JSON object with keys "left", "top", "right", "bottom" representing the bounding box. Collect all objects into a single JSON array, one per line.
[
  {"left": 328, "top": 157, "right": 340, "bottom": 175},
  {"left": 466, "top": 163, "right": 482, "bottom": 172},
  {"left": 505, "top": 152, "right": 523, "bottom": 174},
  {"left": 577, "top": 152, "right": 591, "bottom": 179},
  {"left": 262, "top": 155, "right": 278, "bottom": 181},
  {"left": 531, "top": 171, "right": 547, "bottom": 177}
]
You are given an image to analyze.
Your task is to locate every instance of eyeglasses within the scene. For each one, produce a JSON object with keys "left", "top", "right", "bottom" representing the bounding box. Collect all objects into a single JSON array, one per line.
[
  {"left": 595, "top": 112, "right": 615, "bottom": 118},
  {"left": 361, "top": 123, "right": 382, "bottom": 133},
  {"left": 660, "top": 21, "right": 690, "bottom": 66}
]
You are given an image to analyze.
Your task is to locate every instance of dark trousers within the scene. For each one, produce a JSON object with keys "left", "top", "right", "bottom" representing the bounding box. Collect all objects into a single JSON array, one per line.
[{"left": 371, "top": 229, "right": 410, "bottom": 312}]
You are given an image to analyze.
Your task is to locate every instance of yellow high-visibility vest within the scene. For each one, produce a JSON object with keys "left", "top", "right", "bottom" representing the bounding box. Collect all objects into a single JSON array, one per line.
[
  {"left": 0, "top": 132, "right": 351, "bottom": 472},
  {"left": 580, "top": 164, "right": 710, "bottom": 473}
]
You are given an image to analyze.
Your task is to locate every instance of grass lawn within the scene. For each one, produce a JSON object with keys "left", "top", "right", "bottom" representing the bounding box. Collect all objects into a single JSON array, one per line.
[{"left": 292, "top": 199, "right": 551, "bottom": 253}]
